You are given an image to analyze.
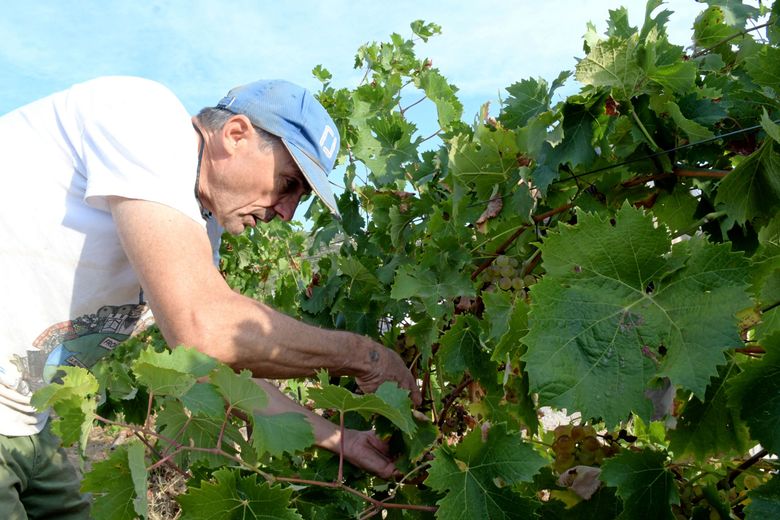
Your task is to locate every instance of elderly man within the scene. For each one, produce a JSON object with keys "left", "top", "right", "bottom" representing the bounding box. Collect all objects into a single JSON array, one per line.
[{"left": 0, "top": 76, "right": 421, "bottom": 518}]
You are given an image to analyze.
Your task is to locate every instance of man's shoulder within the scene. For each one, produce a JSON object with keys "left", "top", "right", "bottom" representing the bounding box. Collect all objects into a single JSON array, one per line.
[{"left": 70, "top": 76, "right": 183, "bottom": 107}]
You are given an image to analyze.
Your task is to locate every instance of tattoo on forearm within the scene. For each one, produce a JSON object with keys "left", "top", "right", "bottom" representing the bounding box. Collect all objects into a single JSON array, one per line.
[{"left": 369, "top": 349, "right": 380, "bottom": 363}]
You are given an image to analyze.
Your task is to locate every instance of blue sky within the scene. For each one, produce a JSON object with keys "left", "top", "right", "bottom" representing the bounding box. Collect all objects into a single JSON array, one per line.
[
  {"left": 1, "top": 1, "right": 708, "bottom": 219},
  {"left": 1, "top": 1, "right": 706, "bottom": 115}
]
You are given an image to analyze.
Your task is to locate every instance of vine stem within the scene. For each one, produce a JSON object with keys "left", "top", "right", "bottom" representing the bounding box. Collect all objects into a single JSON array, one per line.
[
  {"left": 216, "top": 404, "right": 232, "bottom": 450},
  {"left": 400, "top": 95, "right": 426, "bottom": 116},
  {"left": 673, "top": 210, "right": 727, "bottom": 239},
  {"left": 337, "top": 411, "right": 345, "bottom": 483},
  {"left": 692, "top": 18, "right": 776, "bottom": 58},
  {"left": 727, "top": 448, "right": 769, "bottom": 486},
  {"left": 621, "top": 168, "right": 729, "bottom": 188},
  {"left": 630, "top": 107, "right": 661, "bottom": 152},
  {"left": 144, "top": 391, "right": 155, "bottom": 431},
  {"left": 470, "top": 203, "right": 573, "bottom": 280},
  {"left": 357, "top": 462, "right": 434, "bottom": 519},
  {"left": 764, "top": 300, "right": 780, "bottom": 313},
  {"left": 735, "top": 346, "right": 766, "bottom": 355}
]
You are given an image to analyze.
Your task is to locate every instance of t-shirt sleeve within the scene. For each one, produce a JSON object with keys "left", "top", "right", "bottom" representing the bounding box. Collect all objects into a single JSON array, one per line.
[{"left": 73, "top": 77, "right": 204, "bottom": 226}]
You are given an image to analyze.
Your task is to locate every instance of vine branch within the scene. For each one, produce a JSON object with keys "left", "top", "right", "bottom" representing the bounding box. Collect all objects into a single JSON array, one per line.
[
  {"left": 471, "top": 203, "right": 573, "bottom": 280},
  {"left": 692, "top": 19, "right": 776, "bottom": 59}
]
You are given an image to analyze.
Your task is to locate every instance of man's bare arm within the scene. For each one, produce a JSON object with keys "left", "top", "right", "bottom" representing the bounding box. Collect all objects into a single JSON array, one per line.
[{"left": 108, "top": 197, "right": 420, "bottom": 404}]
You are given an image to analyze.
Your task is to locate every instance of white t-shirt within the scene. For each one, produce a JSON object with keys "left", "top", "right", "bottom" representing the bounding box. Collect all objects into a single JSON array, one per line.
[{"left": 0, "top": 76, "right": 220, "bottom": 436}]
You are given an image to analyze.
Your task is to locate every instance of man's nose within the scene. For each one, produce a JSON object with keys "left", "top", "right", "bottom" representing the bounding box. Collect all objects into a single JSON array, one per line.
[{"left": 273, "top": 197, "right": 300, "bottom": 222}]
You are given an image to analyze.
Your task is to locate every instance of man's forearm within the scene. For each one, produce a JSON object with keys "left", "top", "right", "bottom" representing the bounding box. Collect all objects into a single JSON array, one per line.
[{"left": 187, "top": 294, "right": 376, "bottom": 381}]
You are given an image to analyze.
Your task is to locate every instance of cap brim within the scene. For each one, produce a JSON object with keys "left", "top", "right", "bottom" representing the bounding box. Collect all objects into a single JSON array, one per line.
[{"left": 282, "top": 138, "right": 340, "bottom": 218}]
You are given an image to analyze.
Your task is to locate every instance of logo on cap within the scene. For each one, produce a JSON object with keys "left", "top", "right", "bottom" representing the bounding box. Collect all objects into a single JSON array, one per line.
[{"left": 320, "top": 125, "right": 337, "bottom": 159}]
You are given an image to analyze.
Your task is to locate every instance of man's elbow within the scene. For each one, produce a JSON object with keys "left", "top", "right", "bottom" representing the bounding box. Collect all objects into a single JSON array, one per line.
[{"left": 163, "top": 307, "right": 241, "bottom": 366}]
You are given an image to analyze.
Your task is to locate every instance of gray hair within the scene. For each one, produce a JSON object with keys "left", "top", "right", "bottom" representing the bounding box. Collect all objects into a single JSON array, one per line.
[{"left": 195, "top": 107, "right": 283, "bottom": 152}]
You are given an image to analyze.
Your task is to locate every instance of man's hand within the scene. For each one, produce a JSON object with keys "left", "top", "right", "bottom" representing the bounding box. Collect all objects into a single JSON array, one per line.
[
  {"left": 340, "top": 429, "right": 399, "bottom": 480},
  {"left": 354, "top": 341, "right": 422, "bottom": 407}
]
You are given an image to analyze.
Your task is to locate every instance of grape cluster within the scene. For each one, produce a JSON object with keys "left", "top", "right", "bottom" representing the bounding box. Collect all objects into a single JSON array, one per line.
[
  {"left": 551, "top": 424, "right": 620, "bottom": 473},
  {"left": 482, "top": 255, "right": 529, "bottom": 291}
]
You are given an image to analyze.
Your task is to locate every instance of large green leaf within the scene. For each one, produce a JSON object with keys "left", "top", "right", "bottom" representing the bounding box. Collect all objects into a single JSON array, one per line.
[
  {"left": 745, "top": 475, "right": 780, "bottom": 520},
  {"left": 715, "top": 139, "right": 780, "bottom": 225},
  {"left": 251, "top": 412, "right": 315, "bottom": 458},
  {"left": 575, "top": 35, "right": 646, "bottom": 100},
  {"left": 668, "top": 361, "right": 751, "bottom": 461},
  {"left": 523, "top": 205, "right": 751, "bottom": 425},
  {"left": 745, "top": 46, "right": 780, "bottom": 93},
  {"left": 81, "top": 442, "right": 148, "bottom": 520},
  {"left": 601, "top": 449, "right": 679, "bottom": 520},
  {"left": 391, "top": 262, "right": 474, "bottom": 318},
  {"left": 425, "top": 424, "right": 543, "bottom": 519},
  {"left": 415, "top": 68, "right": 463, "bottom": 128},
  {"left": 693, "top": 6, "right": 734, "bottom": 54},
  {"left": 448, "top": 128, "right": 520, "bottom": 196},
  {"left": 309, "top": 377, "right": 416, "bottom": 435},
  {"left": 438, "top": 314, "right": 495, "bottom": 385},
  {"left": 178, "top": 469, "right": 302, "bottom": 520},
  {"left": 548, "top": 99, "right": 598, "bottom": 168},
  {"left": 727, "top": 334, "right": 780, "bottom": 455},
  {"left": 499, "top": 77, "right": 553, "bottom": 129},
  {"left": 209, "top": 364, "right": 268, "bottom": 414},
  {"left": 31, "top": 367, "right": 98, "bottom": 450},
  {"left": 131, "top": 346, "right": 216, "bottom": 397}
]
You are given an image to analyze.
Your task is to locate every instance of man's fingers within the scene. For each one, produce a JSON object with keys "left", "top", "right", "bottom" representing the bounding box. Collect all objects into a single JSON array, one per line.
[{"left": 366, "top": 432, "right": 392, "bottom": 456}]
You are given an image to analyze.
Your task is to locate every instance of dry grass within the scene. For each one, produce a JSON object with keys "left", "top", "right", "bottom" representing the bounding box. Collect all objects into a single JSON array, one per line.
[{"left": 147, "top": 464, "right": 186, "bottom": 520}]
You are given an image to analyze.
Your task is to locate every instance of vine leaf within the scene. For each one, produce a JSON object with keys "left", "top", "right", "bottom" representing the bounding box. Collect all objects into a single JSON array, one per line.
[
  {"left": 761, "top": 108, "right": 780, "bottom": 144},
  {"left": 181, "top": 382, "right": 228, "bottom": 417},
  {"left": 727, "top": 333, "right": 780, "bottom": 455},
  {"left": 693, "top": 6, "right": 734, "bottom": 54},
  {"left": 131, "top": 346, "right": 216, "bottom": 398},
  {"left": 499, "top": 77, "right": 555, "bottom": 129},
  {"left": 438, "top": 314, "right": 494, "bottom": 385},
  {"left": 548, "top": 99, "right": 598, "bottom": 169},
  {"left": 744, "top": 475, "right": 780, "bottom": 520},
  {"left": 668, "top": 362, "right": 751, "bottom": 461},
  {"left": 250, "top": 412, "right": 315, "bottom": 458},
  {"left": 745, "top": 46, "right": 780, "bottom": 93},
  {"left": 575, "top": 35, "right": 646, "bottom": 101},
  {"left": 81, "top": 442, "right": 148, "bottom": 520},
  {"left": 391, "top": 262, "right": 474, "bottom": 318},
  {"left": 448, "top": 127, "right": 520, "bottom": 199},
  {"left": 177, "top": 469, "right": 302, "bottom": 520},
  {"left": 600, "top": 449, "right": 679, "bottom": 520},
  {"left": 415, "top": 68, "right": 463, "bottom": 128},
  {"left": 523, "top": 204, "right": 750, "bottom": 425},
  {"left": 210, "top": 364, "right": 268, "bottom": 414},
  {"left": 31, "top": 366, "right": 98, "bottom": 450},
  {"left": 715, "top": 139, "right": 780, "bottom": 225},
  {"left": 425, "top": 424, "right": 544, "bottom": 519},
  {"left": 649, "top": 94, "right": 714, "bottom": 143},
  {"left": 752, "top": 215, "right": 780, "bottom": 340},
  {"left": 309, "top": 375, "right": 416, "bottom": 435}
]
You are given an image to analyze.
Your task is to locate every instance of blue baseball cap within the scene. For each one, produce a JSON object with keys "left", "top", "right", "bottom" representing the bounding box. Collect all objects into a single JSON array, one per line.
[{"left": 215, "top": 80, "right": 341, "bottom": 217}]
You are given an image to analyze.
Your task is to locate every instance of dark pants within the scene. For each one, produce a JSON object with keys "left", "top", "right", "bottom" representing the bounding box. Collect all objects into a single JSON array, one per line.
[{"left": 0, "top": 423, "right": 90, "bottom": 519}]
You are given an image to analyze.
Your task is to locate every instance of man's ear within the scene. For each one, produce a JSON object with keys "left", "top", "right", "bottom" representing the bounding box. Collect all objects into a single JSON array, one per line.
[{"left": 222, "top": 114, "right": 253, "bottom": 153}]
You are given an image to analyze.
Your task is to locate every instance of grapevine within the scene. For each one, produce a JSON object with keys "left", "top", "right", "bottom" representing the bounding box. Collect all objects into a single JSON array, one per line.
[{"left": 38, "top": 1, "right": 780, "bottom": 518}]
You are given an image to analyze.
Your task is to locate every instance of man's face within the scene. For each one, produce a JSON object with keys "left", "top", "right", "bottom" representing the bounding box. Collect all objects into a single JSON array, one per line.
[{"left": 210, "top": 128, "right": 311, "bottom": 235}]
